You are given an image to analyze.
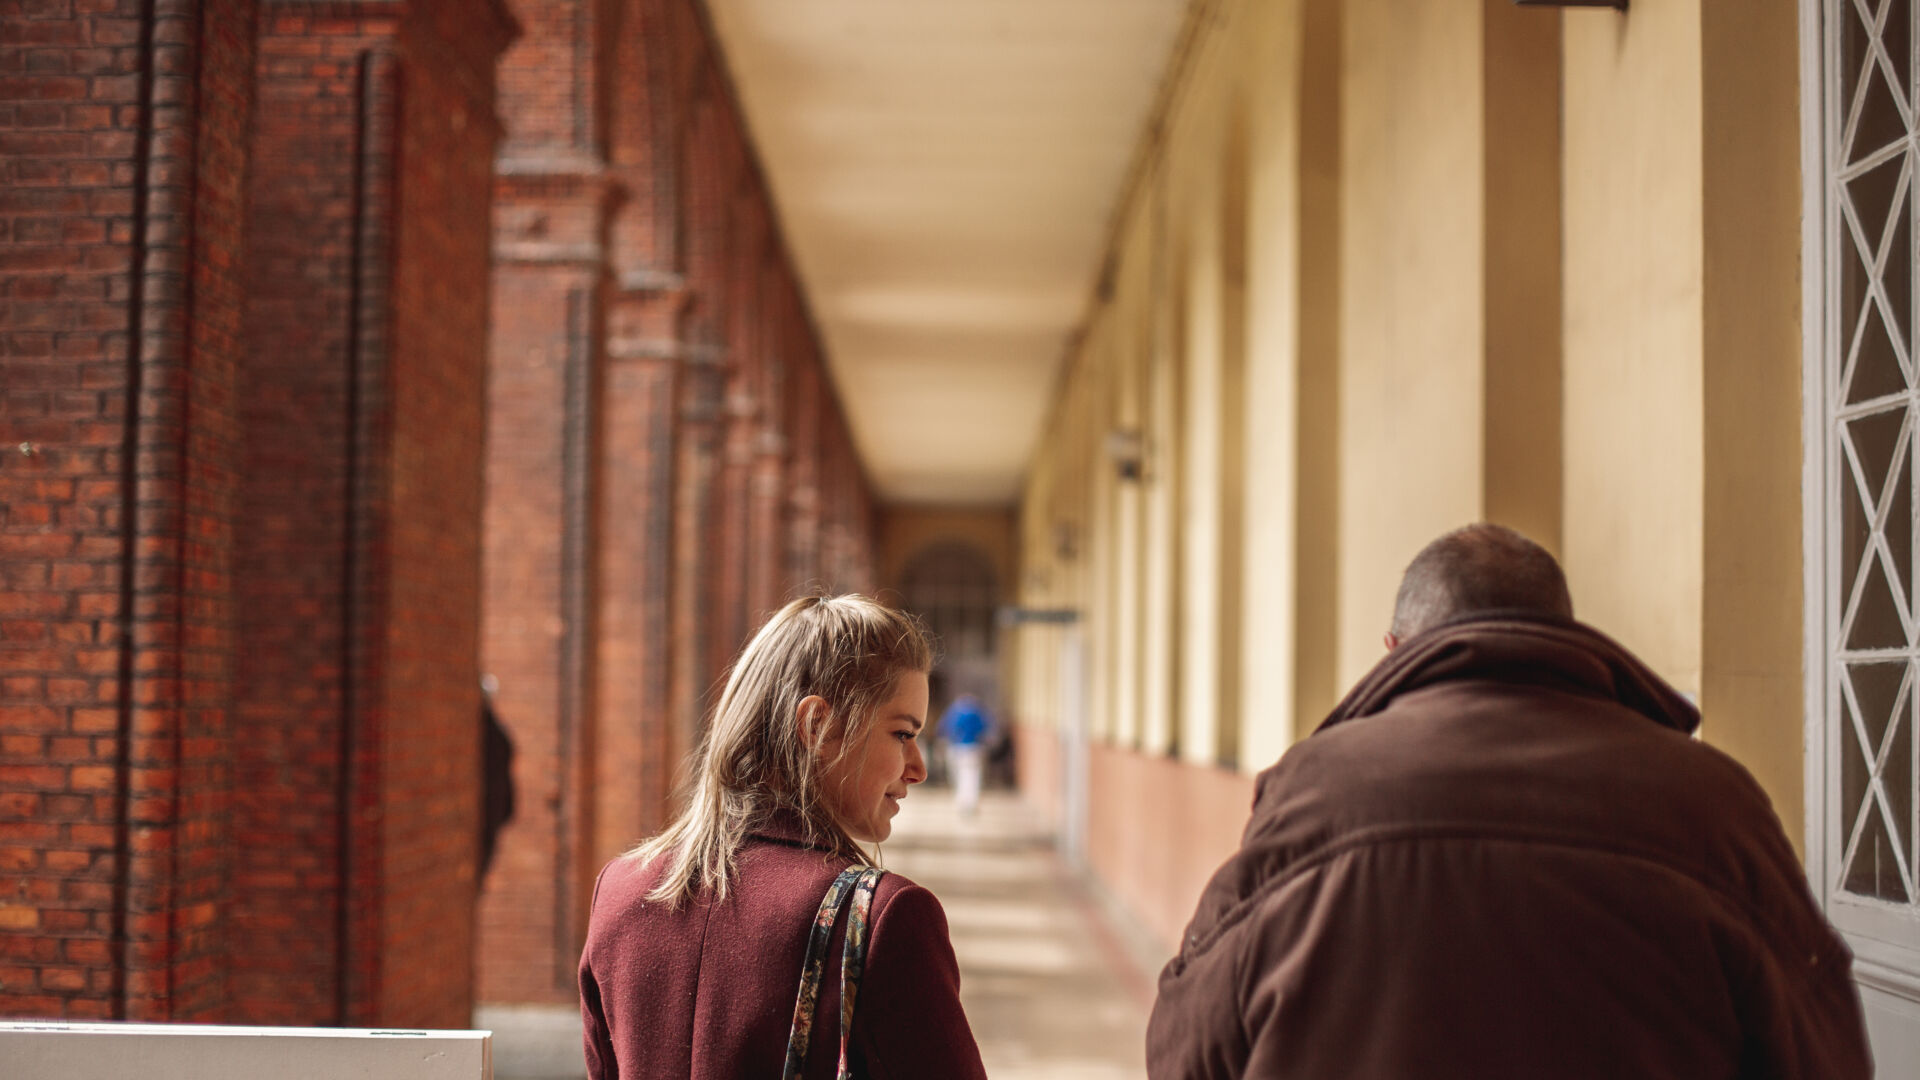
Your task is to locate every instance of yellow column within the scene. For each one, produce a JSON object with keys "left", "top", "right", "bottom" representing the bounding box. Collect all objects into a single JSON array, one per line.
[
  {"left": 1698, "top": 0, "right": 1803, "bottom": 840},
  {"left": 1336, "top": 0, "right": 1489, "bottom": 685},
  {"left": 1563, "top": 1, "right": 1706, "bottom": 696},
  {"left": 1563, "top": 0, "right": 1804, "bottom": 842}
]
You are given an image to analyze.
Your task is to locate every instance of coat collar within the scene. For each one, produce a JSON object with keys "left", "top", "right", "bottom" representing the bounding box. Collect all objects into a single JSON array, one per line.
[
  {"left": 746, "top": 808, "right": 848, "bottom": 854},
  {"left": 1315, "top": 613, "right": 1701, "bottom": 737}
]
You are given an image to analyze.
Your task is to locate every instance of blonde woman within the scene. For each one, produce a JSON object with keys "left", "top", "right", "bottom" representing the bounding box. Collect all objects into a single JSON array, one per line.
[{"left": 579, "top": 594, "right": 988, "bottom": 1080}]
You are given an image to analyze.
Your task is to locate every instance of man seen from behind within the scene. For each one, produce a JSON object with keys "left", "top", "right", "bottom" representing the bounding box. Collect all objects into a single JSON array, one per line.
[{"left": 1146, "top": 523, "right": 1872, "bottom": 1079}]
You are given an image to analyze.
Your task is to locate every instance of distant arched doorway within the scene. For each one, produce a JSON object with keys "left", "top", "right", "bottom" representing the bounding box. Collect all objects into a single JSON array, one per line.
[{"left": 898, "top": 542, "right": 1002, "bottom": 782}]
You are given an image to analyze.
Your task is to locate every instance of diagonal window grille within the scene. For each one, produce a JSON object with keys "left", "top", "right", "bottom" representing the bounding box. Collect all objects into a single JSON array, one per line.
[{"left": 1832, "top": 0, "right": 1920, "bottom": 908}]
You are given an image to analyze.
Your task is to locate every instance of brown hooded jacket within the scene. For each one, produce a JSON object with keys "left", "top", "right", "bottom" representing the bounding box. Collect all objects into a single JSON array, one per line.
[{"left": 1146, "top": 616, "right": 1872, "bottom": 1079}]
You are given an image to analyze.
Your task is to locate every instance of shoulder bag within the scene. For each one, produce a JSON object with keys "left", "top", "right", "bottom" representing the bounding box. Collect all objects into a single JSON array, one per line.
[{"left": 781, "top": 864, "right": 886, "bottom": 1080}]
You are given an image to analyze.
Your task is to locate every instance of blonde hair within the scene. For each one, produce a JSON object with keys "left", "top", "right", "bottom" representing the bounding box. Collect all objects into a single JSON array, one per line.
[{"left": 629, "top": 594, "right": 934, "bottom": 906}]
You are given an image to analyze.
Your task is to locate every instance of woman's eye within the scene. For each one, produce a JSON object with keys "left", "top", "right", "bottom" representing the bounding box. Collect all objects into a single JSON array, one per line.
[{"left": 896, "top": 730, "right": 916, "bottom": 742}]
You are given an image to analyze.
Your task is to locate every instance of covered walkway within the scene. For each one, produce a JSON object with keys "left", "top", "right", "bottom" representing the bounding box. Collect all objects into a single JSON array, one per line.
[{"left": 8, "top": 0, "right": 1910, "bottom": 1066}]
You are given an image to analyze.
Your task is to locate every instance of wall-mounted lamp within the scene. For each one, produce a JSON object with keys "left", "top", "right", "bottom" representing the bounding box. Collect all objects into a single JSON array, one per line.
[
  {"left": 1104, "top": 428, "right": 1146, "bottom": 483},
  {"left": 1052, "top": 521, "right": 1080, "bottom": 562},
  {"left": 1515, "top": 0, "right": 1626, "bottom": 8}
]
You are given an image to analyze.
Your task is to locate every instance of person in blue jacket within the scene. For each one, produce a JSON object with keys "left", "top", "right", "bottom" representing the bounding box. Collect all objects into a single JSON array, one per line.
[{"left": 937, "top": 693, "right": 993, "bottom": 816}]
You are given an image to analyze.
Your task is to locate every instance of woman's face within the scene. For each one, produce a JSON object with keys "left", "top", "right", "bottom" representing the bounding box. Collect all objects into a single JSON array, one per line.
[{"left": 818, "top": 671, "right": 929, "bottom": 843}]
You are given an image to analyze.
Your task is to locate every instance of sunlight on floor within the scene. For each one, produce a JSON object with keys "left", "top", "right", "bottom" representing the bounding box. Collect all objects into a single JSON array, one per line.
[{"left": 885, "top": 789, "right": 1151, "bottom": 1080}]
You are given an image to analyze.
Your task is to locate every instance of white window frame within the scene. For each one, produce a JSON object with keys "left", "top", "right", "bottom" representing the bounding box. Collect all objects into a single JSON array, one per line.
[{"left": 1804, "top": 0, "right": 1920, "bottom": 1005}]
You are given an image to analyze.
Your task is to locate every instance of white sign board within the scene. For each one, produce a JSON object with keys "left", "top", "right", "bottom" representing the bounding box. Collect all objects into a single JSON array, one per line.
[{"left": 0, "top": 1021, "right": 492, "bottom": 1080}]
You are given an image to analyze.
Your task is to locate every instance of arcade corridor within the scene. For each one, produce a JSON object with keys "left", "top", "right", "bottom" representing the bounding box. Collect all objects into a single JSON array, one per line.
[{"left": 2, "top": 0, "right": 1917, "bottom": 1070}]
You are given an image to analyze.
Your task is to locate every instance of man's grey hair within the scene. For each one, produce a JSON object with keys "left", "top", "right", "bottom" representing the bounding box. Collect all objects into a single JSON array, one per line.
[{"left": 1390, "top": 524, "right": 1573, "bottom": 640}]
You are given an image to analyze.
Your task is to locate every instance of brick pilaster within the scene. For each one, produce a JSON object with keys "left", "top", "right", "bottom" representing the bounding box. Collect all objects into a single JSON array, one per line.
[
  {"left": 236, "top": 0, "right": 514, "bottom": 1027},
  {"left": 477, "top": 0, "right": 632, "bottom": 1009},
  {"left": 0, "top": 0, "right": 257, "bottom": 1023},
  {"left": 479, "top": 158, "right": 617, "bottom": 1005},
  {"left": 667, "top": 344, "right": 724, "bottom": 779},
  {"left": 580, "top": 0, "right": 696, "bottom": 873},
  {"left": 746, "top": 282, "right": 788, "bottom": 619},
  {"left": 595, "top": 274, "right": 687, "bottom": 859},
  {"left": 784, "top": 356, "right": 826, "bottom": 588}
]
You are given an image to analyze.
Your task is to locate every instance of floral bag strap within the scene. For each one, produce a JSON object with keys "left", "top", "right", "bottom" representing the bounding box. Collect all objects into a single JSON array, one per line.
[
  {"left": 834, "top": 866, "right": 885, "bottom": 1078},
  {"left": 782, "top": 865, "right": 887, "bottom": 1080}
]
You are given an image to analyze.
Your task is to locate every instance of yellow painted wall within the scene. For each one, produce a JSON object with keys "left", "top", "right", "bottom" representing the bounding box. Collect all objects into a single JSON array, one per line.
[
  {"left": 1172, "top": 48, "right": 1231, "bottom": 767},
  {"left": 1559, "top": 0, "right": 1805, "bottom": 841},
  {"left": 1697, "top": 0, "right": 1804, "bottom": 840},
  {"left": 1016, "top": 0, "right": 1561, "bottom": 757},
  {"left": 1237, "top": 0, "right": 1340, "bottom": 765},
  {"left": 1110, "top": 192, "right": 1152, "bottom": 751},
  {"left": 1562, "top": 2, "right": 1706, "bottom": 693},
  {"left": 1141, "top": 165, "right": 1181, "bottom": 758},
  {"left": 1482, "top": 1, "right": 1564, "bottom": 553},
  {"left": 1002, "top": 0, "right": 1818, "bottom": 967},
  {"left": 1011, "top": 0, "right": 1811, "bottom": 909},
  {"left": 1335, "top": 0, "right": 1488, "bottom": 685},
  {"left": 1286, "top": 0, "right": 1345, "bottom": 746}
]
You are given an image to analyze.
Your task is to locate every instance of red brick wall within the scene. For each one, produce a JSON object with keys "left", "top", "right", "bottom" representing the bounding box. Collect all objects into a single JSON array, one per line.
[
  {"left": 0, "top": 0, "right": 257, "bottom": 1022},
  {"left": 2, "top": 0, "right": 509, "bottom": 1026},
  {"left": 478, "top": 251, "right": 604, "bottom": 1005},
  {"left": 233, "top": 0, "right": 512, "bottom": 1028},
  {"left": 0, "top": 0, "right": 147, "bottom": 1019},
  {"left": 366, "top": 0, "right": 507, "bottom": 1026},
  {"left": 480, "top": 0, "right": 620, "bottom": 1007},
  {"left": 476, "top": 0, "right": 883, "bottom": 1008},
  {"left": 158, "top": 0, "right": 255, "bottom": 1024},
  {"left": 3, "top": 0, "right": 877, "bottom": 1023},
  {"left": 230, "top": 7, "right": 372, "bottom": 1025}
]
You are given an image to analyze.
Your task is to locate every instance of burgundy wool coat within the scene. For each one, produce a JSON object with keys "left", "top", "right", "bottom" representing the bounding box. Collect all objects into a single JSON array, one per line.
[
  {"left": 579, "top": 817, "right": 988, "bottom": 1080},
  {"left": 1147, "top": 615, "right": 1873, "bottom": 1080}
]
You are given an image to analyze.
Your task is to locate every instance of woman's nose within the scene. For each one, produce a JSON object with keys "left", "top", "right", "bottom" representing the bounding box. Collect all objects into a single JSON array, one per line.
[{"left": 905, "top": 739, "right": 927, "bottom": 784}]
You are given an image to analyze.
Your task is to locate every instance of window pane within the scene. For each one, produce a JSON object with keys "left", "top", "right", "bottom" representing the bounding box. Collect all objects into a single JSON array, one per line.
[
  {"left": 1845, "top": 805, "right": 1912, "bottom": 900},
  {"left": 1845, "top": 0, "right": 1878, "bottom": 114},
  {"left": 1890, "top": 0, "right": 1913, "bottom": 104},
  {"left": 1850, "top": 551, "right": 1910, "bottom": 650},
  {"left": 1886, "top": 179, "right": 1914, "bottom": 353},
  {"left": 1852, "top": 58, "right": 1909, "bottom": 162}
]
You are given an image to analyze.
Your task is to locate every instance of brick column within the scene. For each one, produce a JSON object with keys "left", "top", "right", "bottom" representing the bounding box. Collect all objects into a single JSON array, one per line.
[
  {"left": 666, "top": 88, "right": 731, "bottom": 759},
  {"left": 667, "top": 344, "right": 725, "bottom": 776},
  {"left": 237, "top": 0, "right": 514, "bottom": 1027},
  {"left": 785, "top": 355, "right": 825, "bottom": 588},
  {"left": 479, "top": 165, "right": 614, "bottom": 1006},
  {"left": 588, "top": 0, "right": 689, "bottom": 867},
  {"left": 745, "top": 265, "right": 790, "bottom": 617},
  {"left": 713, "top": 191, "right": 769, "bottom": 662},
  {"left": 596, "top": 276, "right": 685, "bottom": 855},
  {"left": 477, "top": 0, "right": 618, "bottom": 1009},
  {"left": 0, "top": 0, "right": 256, "bottom": 1022}
]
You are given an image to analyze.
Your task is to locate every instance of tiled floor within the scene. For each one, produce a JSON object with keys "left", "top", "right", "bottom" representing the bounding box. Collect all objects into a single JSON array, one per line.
[
  {"left": 481, "top": 789, "right": 1157, "bottom": 1079},
  {"left": 886, "top": 789, "right": 1154, "bottom": 1080}
]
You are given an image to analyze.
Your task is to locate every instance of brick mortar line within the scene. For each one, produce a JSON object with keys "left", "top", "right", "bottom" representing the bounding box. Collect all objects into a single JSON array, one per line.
[
  {"left": 336, "top": 42, "right": 398, "bottom": 1025},
  {"left": 111, "top": 0, "right": 164, "bottom": 1024}
]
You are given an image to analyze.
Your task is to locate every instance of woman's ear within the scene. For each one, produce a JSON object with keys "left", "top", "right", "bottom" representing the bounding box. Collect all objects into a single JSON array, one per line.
[{"left": 795, "top": 695, "right": 830, "bottom": 747}]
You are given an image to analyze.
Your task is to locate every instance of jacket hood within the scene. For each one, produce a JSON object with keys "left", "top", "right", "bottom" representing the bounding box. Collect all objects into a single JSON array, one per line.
[
  {"left": 1315, "top": 612, "right": 1700, "bottom": 737},
  {"left": 1189, "top": 614, "right": 1705, "bottom": 963}
]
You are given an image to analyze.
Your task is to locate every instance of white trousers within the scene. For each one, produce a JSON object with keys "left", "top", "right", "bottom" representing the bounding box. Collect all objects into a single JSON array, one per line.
[{"left": 948, "top": 743, "right": 985, "bottom": 815}]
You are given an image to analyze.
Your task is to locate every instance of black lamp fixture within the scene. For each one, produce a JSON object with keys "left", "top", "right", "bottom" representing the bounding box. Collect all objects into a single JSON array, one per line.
[
  {"left": 1104, "top": 428, "right": 1146, "bottom": 483},
  {"left": 1515, "top": 0, "right": 1627, "bottom": 8}
]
